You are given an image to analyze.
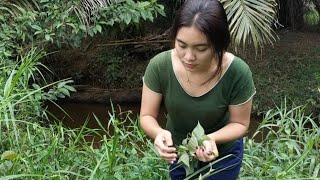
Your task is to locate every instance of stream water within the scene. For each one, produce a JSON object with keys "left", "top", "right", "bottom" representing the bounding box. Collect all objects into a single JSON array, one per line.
[{"left": 46, "top": 102, "right": 261, "bottom": 139}]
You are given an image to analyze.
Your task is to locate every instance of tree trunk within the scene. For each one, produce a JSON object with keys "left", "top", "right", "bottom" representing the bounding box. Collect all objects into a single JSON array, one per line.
[
  {"left": 313, "top": 0, "right": 320, "bottom": 15},
  {"left": 278, "top": 0, "right": 304, "bottom": 30}
]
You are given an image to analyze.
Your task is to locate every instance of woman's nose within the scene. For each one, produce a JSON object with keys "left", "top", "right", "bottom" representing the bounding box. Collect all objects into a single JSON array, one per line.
[{"left": 184, "top": 49, "right": 195, "bottom": 61}]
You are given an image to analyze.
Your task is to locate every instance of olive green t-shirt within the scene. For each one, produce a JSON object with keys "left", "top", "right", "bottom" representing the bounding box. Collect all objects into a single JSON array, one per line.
[{"left": 143, "top": 50, "right": 256, "bottom": 153}]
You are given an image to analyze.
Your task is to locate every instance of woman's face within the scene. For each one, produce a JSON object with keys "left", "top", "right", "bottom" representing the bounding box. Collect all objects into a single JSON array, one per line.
[{"left": 175, "top": 26, "right": 215, "bottom": 72}]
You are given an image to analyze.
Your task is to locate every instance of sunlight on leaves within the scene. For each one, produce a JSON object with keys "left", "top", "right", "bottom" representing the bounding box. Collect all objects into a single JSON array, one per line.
[{"left": 1, "top": 151, "right": 17, "bottom": 161}]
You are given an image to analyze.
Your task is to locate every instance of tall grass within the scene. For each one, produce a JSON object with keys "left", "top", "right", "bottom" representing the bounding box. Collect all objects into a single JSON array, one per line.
[
  {"left": 0, "top": 48, "right": 167, "bottom": 179},
  {"left": 0, "top": 111, "right": 168, "bottom": 179},
  {"left": 0, "top": 49, "right": 74, "bottom": 146},
  {"left": 241, "top": 99, "right": 320, "bottom": 179}
]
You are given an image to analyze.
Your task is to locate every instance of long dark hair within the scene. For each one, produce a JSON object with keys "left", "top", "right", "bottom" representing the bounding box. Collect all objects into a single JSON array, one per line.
[{"left": 170, "top": 0, "right": 230, "bottom": 77}]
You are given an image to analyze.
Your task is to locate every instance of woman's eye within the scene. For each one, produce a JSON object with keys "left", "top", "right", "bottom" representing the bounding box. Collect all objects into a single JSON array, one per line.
[
  {"left": 197, "top": 48, "right": 207, "bottom": 52},
  {"left": 179, "top": 44, "right": 187, "bottom": 49}
]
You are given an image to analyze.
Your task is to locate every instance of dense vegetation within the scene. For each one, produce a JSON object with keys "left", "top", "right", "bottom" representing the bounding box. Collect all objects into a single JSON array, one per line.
[
  {"left": 0, "top": 53, "right": 319, "bottom": 178},
  {"left": 0, "top": 0, "right": 319, "bottom": 179}
]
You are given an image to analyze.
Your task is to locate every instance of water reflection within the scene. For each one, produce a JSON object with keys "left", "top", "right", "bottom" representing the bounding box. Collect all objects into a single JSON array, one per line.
[
  {"left": 46, "top": 102, "right": 260, "bottom": 140},
  {"left": 46, "top": 102, "right": 167, "bottom": 129}
]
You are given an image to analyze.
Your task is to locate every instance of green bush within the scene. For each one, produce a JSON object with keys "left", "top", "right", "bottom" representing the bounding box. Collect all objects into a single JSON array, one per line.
[
  {"left": 241, "top": 100, "right": 320, "bottom": 179},
  {"left": 0, "top": 48, "right": 76, "bottom": 145},
  {"left": 0, "top": 0, "right": 165, "bottom": 60},
  {"left": 304, "top": 9, "right": 320, "bottom": 26}
]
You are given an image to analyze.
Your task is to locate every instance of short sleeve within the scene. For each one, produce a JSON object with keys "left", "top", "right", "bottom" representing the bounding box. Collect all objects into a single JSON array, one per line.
[
  {"left": 229, "top": 62, "right": 256, "bottom": 105},
  {"left": 143, "top": 56, "right": 162, "bottom": 93}
]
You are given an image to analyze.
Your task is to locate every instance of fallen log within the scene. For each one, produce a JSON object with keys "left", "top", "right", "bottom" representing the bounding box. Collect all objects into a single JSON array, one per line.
[{"left": 65, "top": 85, "right": 142, "bottom": 104}]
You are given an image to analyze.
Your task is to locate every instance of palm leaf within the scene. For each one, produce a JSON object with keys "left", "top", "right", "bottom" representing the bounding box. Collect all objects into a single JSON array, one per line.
[
  {"left": 79, "top": 0, "right": 126, "bottom": 24},
  {"left": 0, "top": 0, "right": 39, "bottom": 16},
  {"left": 221, "top": 0, "right": 278, "bottom": 50}
]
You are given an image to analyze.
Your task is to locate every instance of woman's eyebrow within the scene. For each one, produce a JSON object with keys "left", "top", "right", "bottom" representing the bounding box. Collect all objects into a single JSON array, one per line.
[{"left": 176, "top": 38, "right": 209, "bottom": 47}]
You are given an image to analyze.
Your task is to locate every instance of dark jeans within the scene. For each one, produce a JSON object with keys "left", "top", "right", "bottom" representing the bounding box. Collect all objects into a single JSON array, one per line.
[{"left": 169, "top": 138, "right": 243, "bottom": 180}]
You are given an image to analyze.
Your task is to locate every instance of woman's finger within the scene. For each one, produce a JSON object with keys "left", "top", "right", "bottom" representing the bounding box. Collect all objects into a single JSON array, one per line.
[
  {"left": 163, "top": 132, "right": 174, "bottom": 146},
  {"left": 196, "top": 147, "right": 207, "bottom": 162},
  {"left": 202, "top": 140, "right": 219, "bottom": 161},
  {"left": 154, "top": 132, "right": 176, "bottom": 153},
  {"left": 155, "top": 141, "right": 176, "bottom": 154},
  {"left": 154, "top": 133, "right": 177, "bottom": 162}
]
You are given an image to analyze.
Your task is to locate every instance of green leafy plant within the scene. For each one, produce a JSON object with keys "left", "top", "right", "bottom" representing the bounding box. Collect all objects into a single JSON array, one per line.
[
  {"left": 0, "top": 48, "right": 77, "bottom": 144},
  {"left": 0, "top": 106, "right": 168, "bottom": 178},
  {"left": 101, "top": 52, "right": 124, "bottom": 84},
  {"left": 0, "top": 0, "right": 165, "bottom": 60},
  {"left": 221, "top": 0, "right": 278, "bottom": 51},
  {"left": 304, "top": 9, "right": 320, "bottom": 25},
  {"left": 241, "top": 100, "right": 320, "bottom": 178},
  {"left": 174, "top": 122, "right": 239, "bottom": 179},
  {"left": 176, "top": 122, "right": 212, "bottom": 175}
]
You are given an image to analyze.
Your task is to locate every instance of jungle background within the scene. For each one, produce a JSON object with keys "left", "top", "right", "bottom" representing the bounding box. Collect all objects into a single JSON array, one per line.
[{"left": 0, "top": 0, "right": 319, "bottom": 179}]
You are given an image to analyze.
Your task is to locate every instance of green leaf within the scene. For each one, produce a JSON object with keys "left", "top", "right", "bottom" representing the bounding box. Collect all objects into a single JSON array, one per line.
[
  {"left": 64, "top": 85, "right": 76, "bottom": 92},
  {"left": 192, "top": 122, "right": 205, "bottom": 142},
  {"left": 139, "top": 1, "right": 150, "bottom": 8},
  {"left": 187, "top": 135, "right": 198, "bottom": 151},
  {"left": 4, "top": 70, "right": 15, "bottom": 97},
  {"left": 32, "top": 83, "right": 41, "bottom": 89},
  {"left": 45, "top": 34, "right": 51, "bottom": 41},
  {"left": 223, "top": 0, "right": 278, "bottom": 50},
  {"left": 31, "top": 25, "right": 42, "bottom": 31},
  {"left": 313, "top": 164, "right": 320, "bottom": 177},
  {"left": 0, "top": 161, "right": 13, "bottom": 173},
  {"left": 96, "top": 24, "right": 102, "bottom": 33},
  {"left": 79, "top": 25, "right": 86, "bottom": 31},
  {"left": 1, "top": 151, "right": 17, "bottom": 160},
  {"left": 124, "top": 14, "right": 132, "bottom": 24},
  {"left": 178, "top": 145, "right": 188, "bottom": 153},
  {"left": 178, "top": 152, "right": 190, "bottom": 168},
  {"left": 182, "top": 138, "right": 188, "bottom": 145},
  {"left": 284, "top": 127, "right": 291, "bottom": 135},
  {"left": 60, "top": 88, "right": 70, "bottom": 97},
  {"left": 131, "top": 148, "right": 137, "bottom": 155}
]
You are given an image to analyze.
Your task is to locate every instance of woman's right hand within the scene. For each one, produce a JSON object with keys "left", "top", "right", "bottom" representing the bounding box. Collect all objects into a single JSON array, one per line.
[{"left": 154, "top": 130, "right": 177, "bottom": 164}]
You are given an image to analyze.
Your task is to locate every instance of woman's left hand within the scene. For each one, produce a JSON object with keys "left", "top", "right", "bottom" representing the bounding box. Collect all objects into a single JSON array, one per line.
[{"left": 195, "top": 139, "right": 219, "bottom": 162}]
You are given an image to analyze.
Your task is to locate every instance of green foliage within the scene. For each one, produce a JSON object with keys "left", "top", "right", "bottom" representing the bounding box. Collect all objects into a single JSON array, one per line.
[
  {"left": 175, "top": 122, "right": 240, "bottom": 179},
  {"left": 241, "top": 100, "right": 320, "bottom": 178},
  {"left": 1, "top": 151, "right": 17, "bottom": 161},
  {"left": 304, "top": 9, "right": 320, "bottom": 26},
  {"left": 0, "top": 48, "right": 77, "bottom": 145},
  {"left": 221, "top": 0, "right": 278, "bottom": 51},
  {"left": 170, "top": 0, "right": 278, "bottom": 50},
  {"left": 91, "top": 49, "right": 147, "bottom": 88},
  {"left": 0, "top": 59, "right": 319, "bottom": 179},
  {"left": 0, "top": 48, "right": 167, "bottom": 178},
  {"left": 0, "top": 107, "right": 167, "bottom": 178},
  {"left": 176, "top": 122, "right": 211, "bottom": 175},
  {"left": 0, "top": 0, "right": 165, "bottom": 59},
  {"left": 100, "top": 51, "right": 125, "bottom": 84}
]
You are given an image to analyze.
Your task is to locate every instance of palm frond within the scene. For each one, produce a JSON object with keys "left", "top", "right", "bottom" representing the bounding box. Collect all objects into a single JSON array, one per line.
[
  {"left": 0, "top": 0, "right": 39, "bottom": 16},
  {"left": 79, "top": 0, "right": 125, "bottom": 25},
  {"left": 221, "top": 0, "right": 278, "bottom": 50}
]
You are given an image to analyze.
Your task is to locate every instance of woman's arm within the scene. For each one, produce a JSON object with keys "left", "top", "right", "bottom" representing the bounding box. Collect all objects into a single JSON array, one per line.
[
  {"left": 140, "top": 83, "right": 163, "bottom": 139},
  {"left": 207, "top": 100, "right": 253, "bottom": 144},
  {"left": 140, "top": 83, "right": 177, "bottom": 163}
]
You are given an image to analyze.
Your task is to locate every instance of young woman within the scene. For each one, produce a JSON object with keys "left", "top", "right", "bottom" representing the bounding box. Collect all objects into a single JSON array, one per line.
[{"left": 140, "top": 0, "right": 256, "bottom": 179}]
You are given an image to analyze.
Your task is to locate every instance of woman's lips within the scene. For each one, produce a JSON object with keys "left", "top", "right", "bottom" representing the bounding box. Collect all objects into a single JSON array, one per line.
[{"left": 184, "top": 62, "right": 196, "bottom": 69}]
